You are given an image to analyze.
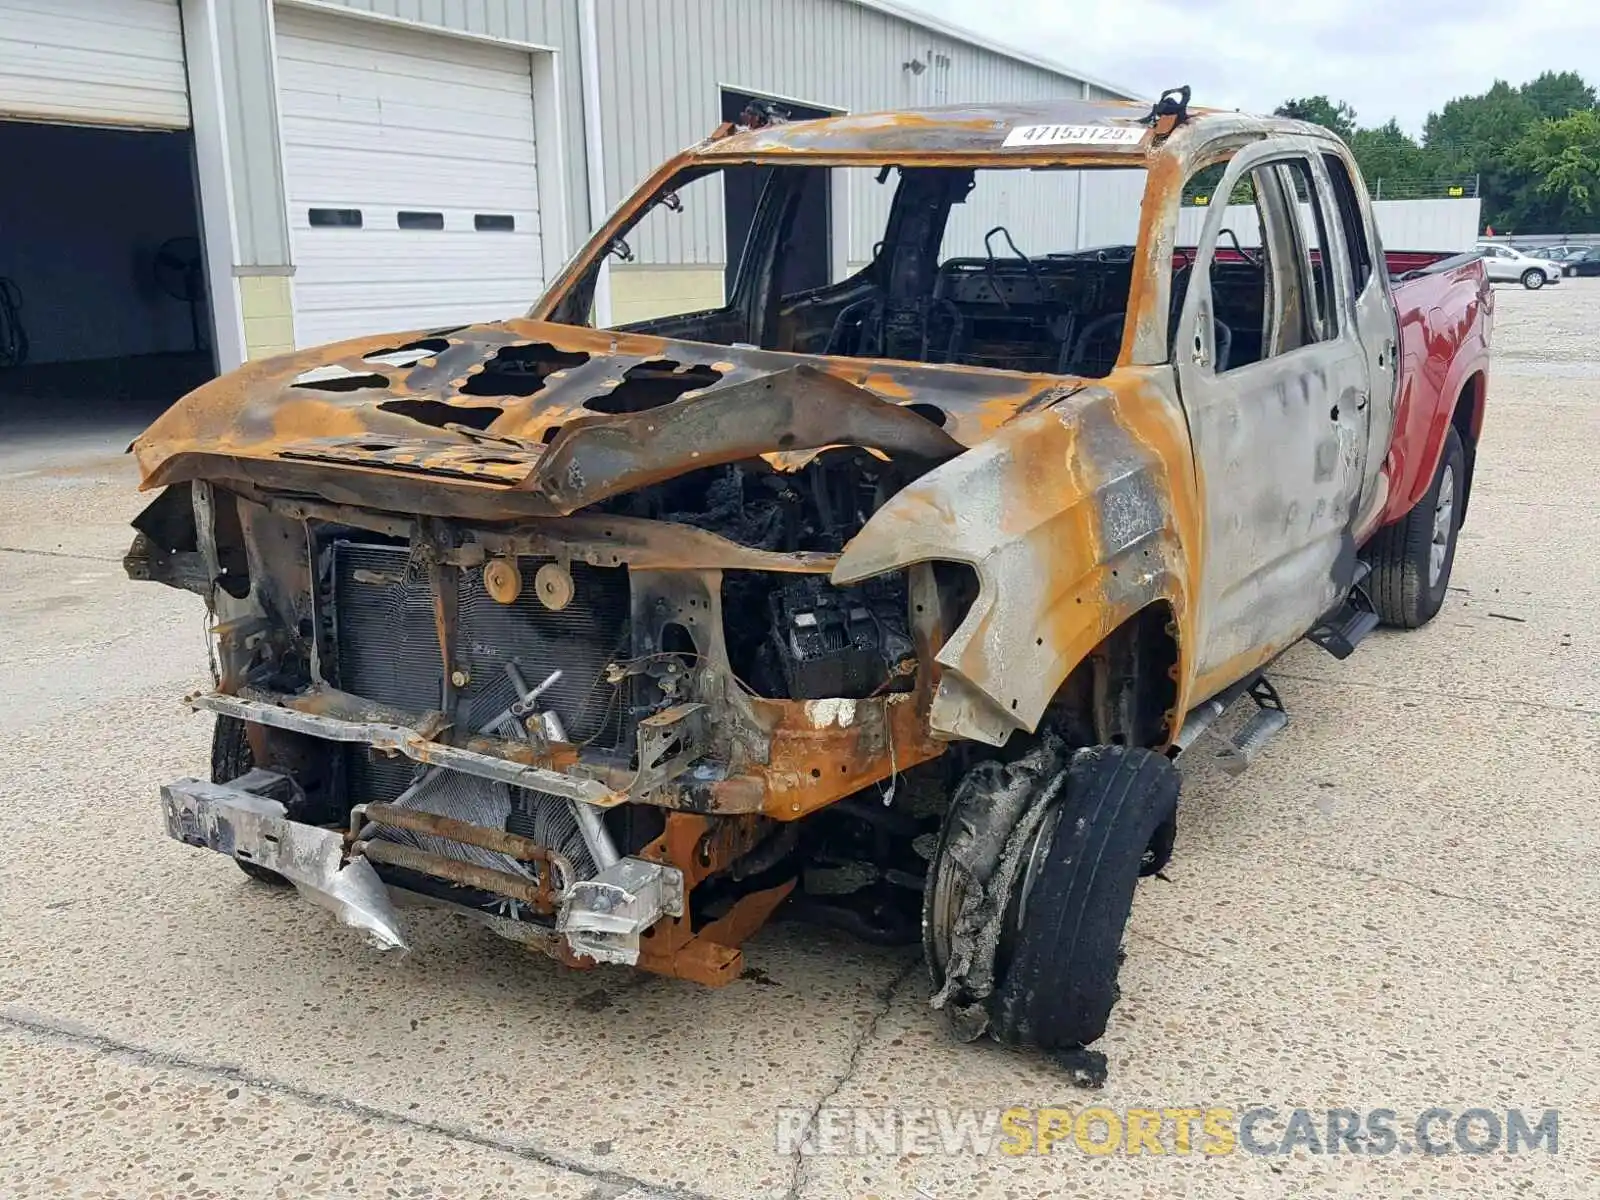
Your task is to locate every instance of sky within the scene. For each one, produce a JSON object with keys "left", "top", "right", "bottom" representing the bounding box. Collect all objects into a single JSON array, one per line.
[{"left": 901, "top": 0, "right": 1600, "bottom": 135}]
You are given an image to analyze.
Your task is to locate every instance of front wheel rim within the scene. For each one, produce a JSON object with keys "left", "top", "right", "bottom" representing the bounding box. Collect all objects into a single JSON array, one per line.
[{"left": 1430, "top": 464, "right": 1456, "bottom": 587}]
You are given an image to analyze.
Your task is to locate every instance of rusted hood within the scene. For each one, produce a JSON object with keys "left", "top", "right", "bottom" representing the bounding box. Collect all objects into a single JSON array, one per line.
[{"left": 132, "top": 319, "right": 1081, "bottom": 516}]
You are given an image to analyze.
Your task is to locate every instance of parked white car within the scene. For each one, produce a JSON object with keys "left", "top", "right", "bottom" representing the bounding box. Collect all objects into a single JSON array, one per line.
[{"left": 1476, "top": 244, "right": 1566, "bottom": 289}]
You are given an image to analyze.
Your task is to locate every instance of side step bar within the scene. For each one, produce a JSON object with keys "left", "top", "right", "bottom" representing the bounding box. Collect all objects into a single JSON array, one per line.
[
  {"left": 1173, "top": 675, "right": 1289, "bottom": 777},
  {"left": 1211, "top": 678, "right": 1288, "bottom": 776},
  {"left": 1307, "top": 560, "right": 1380, "bottom": 659}
]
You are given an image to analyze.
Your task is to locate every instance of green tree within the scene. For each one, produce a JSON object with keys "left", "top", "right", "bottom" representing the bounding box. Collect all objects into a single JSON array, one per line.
[
  {"left": 1265, "top": 75, "right": 1600, "bottom": 232},
  {"left": 1507, "top": 109, "right": 1600, "bottom": 229},
  {"left": 1519, "top": 71, "right": 1597, "bottom": 121},
  {"left": 1423, "top": 81, "right": 1542, "bottom": 227},
  {"left": 1274, "top": 96, "right": 1358, "bottom": 142},
  {"left": 1348, "top": 120, "right": 1439, "bottom": 196}
]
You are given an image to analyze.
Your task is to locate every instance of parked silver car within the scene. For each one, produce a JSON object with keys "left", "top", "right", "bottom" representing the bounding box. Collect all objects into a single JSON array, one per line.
[{"left": 1476, "top": 244, "right": 1566, "bottom": 289}]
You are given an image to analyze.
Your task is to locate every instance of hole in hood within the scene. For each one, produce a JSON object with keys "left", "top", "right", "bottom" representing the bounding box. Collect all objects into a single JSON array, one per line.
[
  {"left": 363, "top": 337, "right": 452, "bottom": 368},
  {"left": 583, "top": 359, "right": 722, "bottom": 414},
  {"left": 293, "top": 366, "right": 389, "bottom": 392},
  {"left": 904, "top": 401, "right": 948, "bottom": 427},
  {"left": 377, "top": 399, "right": 504, "bottom": 430},
  {"left": 462, "top": 342, "right": 590, "bottom": 397}
]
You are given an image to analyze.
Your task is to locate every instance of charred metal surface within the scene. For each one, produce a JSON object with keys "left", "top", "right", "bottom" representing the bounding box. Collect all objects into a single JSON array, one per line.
[
  {"left": 359, "top": 801, "right": 574, "bottom": 900},
  {"left": 834, "top": 381, "right": 1195, "bottom": 746},
  {"left": 528, "top": 365, "right": 964, "bottom": 511},
  {"left": 192, "top": 689, "right": 623, "bottom": 805},
  {"left": 133, "top": 325, "right": 1059, "bottom": 516},
  {"left": 356, "top": 839, "right": 555, "bottom": 912},
  {"left": 163, "top": 775, "right": 408, "bottom": 951}
]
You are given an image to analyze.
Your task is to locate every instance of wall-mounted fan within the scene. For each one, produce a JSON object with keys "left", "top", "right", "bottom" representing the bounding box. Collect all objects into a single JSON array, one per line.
[{"left": 152, "top": 235, "right": 207, "bottom": 353}]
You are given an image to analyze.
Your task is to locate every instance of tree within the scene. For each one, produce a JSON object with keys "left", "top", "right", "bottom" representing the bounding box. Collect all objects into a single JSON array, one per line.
[
  {"left": 1423, "top": 82, "right": 1542, "bottom": 227},
  {"left": 1348, "top": 120, "right": 1438, "bottom": 196},
  {"left": 1274, "top": 96, "right": 1358, "bottom": 143},
  {"left": 1267, "top": 73, "right": 1600, "bottom": 233},
  {"left": 1508, "top": 109, "right": 1600, "bottom": 230},
  {"left": 1520, "top": 71, "right": 1597, "bottom": 122}
]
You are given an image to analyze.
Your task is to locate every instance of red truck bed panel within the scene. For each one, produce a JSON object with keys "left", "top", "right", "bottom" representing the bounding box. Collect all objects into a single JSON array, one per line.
[{"left": 1382, "top": 256, "right": 1492, "bottom": 528}]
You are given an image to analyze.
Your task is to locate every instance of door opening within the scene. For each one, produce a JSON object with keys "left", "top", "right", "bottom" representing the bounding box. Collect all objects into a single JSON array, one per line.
[{"left": 719, "top": 89, "right": 834, "bottom": 298}]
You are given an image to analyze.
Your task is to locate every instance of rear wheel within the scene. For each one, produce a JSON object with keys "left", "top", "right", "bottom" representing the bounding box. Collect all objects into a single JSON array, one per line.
[
  {"left": 1521, "top": 268, "right": 1546, "bottom": 289},
  {"left": 924, "top": 741, "right": 1180, "bottom": 1053},
  {"left": 1363, "top": 426, "right": 1464, "bottom": 629},
  {"left": 212, "top": 716, "right": 290, "bottom": 885}
]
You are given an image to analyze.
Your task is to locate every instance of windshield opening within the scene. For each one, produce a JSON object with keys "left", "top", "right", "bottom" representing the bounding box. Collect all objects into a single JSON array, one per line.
[{"left": 547, "top": 163, "right": 1150, "bottom": 378}]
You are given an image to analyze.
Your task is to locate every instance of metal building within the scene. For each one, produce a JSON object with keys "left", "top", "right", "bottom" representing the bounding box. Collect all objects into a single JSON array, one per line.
[{"left": 0, "top": 0, "right": 1131, "bottom": 395}]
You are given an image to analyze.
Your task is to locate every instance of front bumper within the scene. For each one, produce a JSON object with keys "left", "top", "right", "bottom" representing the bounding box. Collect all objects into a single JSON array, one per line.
[
  {"left": 162, "top": 772, "right": 409, "bottom": 951},
  {"left": 162, "top": 770, "right": 683, "bottom": 966}
]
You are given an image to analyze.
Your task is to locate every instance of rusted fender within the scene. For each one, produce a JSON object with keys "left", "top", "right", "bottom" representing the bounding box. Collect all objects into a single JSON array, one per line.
[{"left": 833, "top": 377, "right": 1200, "bottom": 746}]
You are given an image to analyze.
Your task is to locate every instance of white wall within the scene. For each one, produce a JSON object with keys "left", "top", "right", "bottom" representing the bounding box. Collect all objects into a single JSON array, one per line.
[
  {"left": 0, "top": 122, "right": 202, "bottom": 362},
  {"left": 1369, "top": 198, "right": 1482, "bottom": 252},
  {"left": 1173, "top": 197, "right": 1483, "bottom": 253}
]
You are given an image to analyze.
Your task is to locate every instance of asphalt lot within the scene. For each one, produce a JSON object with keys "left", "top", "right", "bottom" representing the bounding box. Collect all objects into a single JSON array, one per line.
[{"left": 2, "top": 280, "right": 1597, "bottom": 1199}]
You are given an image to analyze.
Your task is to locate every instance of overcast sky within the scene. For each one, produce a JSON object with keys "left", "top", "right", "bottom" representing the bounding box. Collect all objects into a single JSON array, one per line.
[{"left": 903, "top": 0, "right": 1599, "bottom": 134}]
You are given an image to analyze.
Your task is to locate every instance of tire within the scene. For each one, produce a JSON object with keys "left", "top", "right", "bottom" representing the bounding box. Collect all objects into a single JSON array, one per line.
[
  {"left": 212, "top": 715, "right": 291, "bottom": 885},
  {"left": 1363, "top": 426, "right": 1464, "bottom": 629},
  {"left": 1521, "top": 268, "right": 1545, "bottom": 289},
  {"left": 987, "top": 745, "right": 1180, "bottom": 1051}
]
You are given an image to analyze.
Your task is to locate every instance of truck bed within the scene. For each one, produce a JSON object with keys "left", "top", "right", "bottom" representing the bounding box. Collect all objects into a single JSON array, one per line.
[{"left": 1381, "top": 252, "right": 1492, "bottom": 528}]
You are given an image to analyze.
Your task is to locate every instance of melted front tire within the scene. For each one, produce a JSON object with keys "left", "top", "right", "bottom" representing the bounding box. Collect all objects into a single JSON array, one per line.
[
  {"left": 924, "top": 741, "right": 1180, "bottom": 1053},
  {"left": 989, "top": 747, "right": 1180, "bottom": 1049}
]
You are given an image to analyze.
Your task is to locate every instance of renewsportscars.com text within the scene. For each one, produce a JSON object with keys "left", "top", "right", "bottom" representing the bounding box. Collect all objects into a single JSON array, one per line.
[{"left": 775, "top": 1105, "right": 1560, "bottom": 1158}]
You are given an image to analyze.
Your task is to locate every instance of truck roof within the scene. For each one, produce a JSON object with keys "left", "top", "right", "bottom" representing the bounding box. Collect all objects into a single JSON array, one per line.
[{"left": 693, "top": 98, "right": 1318, "bottom": 161}]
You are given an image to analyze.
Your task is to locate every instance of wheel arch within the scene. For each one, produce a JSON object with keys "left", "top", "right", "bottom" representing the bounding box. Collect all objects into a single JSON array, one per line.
[{"left": 1451, "top": 369, "right": 1486, "bottom": 523}]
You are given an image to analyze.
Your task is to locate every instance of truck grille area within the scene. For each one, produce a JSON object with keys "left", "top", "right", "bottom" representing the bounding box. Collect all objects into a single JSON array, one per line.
[{"left": 328, "top": 542, "right": 632, "bottom": 804}]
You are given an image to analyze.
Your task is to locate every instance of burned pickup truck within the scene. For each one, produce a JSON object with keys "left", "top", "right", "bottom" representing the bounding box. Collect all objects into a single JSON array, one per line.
[{"left": 129, "top": 92, "right": 1491, "bottom": 1057}]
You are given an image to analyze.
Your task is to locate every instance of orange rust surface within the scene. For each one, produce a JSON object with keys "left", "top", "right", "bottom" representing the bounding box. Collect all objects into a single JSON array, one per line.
[
  {"left": 748, "top": 694, "right": 945, "bottom": 819},
  {"left": 633, "top": 880, "right": 795, "bottom": 987},
  {"left": 638, "top": 812, "right": 767, "bottom": 890}
]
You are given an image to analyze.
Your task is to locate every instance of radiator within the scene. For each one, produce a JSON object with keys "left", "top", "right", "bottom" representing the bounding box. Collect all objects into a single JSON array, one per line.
[{"left": 327, "top": 541, "right": 632, "bottom": 806}]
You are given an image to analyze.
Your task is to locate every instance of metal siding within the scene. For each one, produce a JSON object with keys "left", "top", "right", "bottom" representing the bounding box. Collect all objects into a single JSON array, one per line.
[
  {"left": 222, "top": 0, "right": 1121, "bottom": 273},
  {"left": 0, "top": 0, "right": 189, "bottom": 129},
  {"left": 600, "top": 0, "right": 1102, "bottom": 267}
]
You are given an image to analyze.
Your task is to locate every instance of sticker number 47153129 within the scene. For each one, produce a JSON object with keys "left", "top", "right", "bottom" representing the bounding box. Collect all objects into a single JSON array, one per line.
[{"left": 1002, "top": 124, "right": 1145, "bottom": 148}]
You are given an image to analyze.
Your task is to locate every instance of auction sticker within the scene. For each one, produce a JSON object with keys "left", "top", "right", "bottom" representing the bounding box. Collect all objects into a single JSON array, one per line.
[{"left": 1002, "top": 123, "right": 1146, "bottom": 148}]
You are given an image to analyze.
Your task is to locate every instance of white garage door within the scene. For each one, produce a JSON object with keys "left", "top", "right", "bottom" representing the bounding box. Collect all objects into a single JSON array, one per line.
[
  {"left": 0, "top": 0, "right": 188, "bottom": 128},
  {"left": 276, "top": 7, "right": 544, "bottom": 348}
]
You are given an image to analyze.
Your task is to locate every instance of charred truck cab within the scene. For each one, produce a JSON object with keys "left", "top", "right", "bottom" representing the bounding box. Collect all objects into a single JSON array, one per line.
[{"left": 129, "top": 92, "right": 1488, "bottom": 1059}]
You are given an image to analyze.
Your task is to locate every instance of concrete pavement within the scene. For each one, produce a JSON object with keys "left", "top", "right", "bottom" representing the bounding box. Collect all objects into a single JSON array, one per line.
[{"left": 1, "top": 282, "right": 1596, "bottom": 1199}]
